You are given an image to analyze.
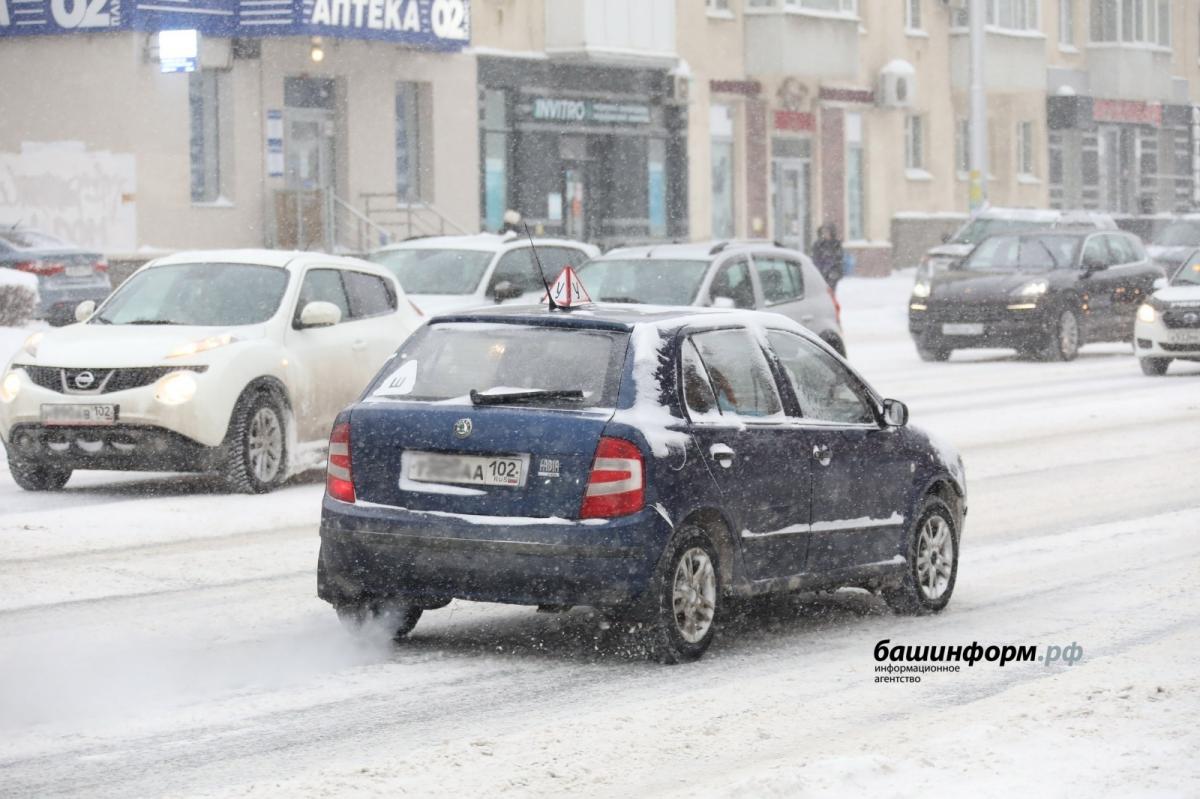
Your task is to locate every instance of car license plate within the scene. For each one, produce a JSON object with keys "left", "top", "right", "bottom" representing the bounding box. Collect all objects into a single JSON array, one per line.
[
  {"left": 1167, "top": 329, "right": 1200, "bottom": 345},
  {"left": 65, "top": 265, "right": 93, "bottom": 278},
  {"left": 41, "top": 403, "right": 117, "bottom": 426},
  {"left": 404, "top": 451, "right": 530, "bottom": 488},
  {"left": 943, "top": 323, "right": 984, "bottom": 336}
]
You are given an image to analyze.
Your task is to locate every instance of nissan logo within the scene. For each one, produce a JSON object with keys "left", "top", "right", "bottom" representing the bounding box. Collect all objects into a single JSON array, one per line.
[
  {"left": 73, "top": 371, "right": 96, "bottom": 389},
  {"left": 453, "top": 418, "right": 473, "bottom": 438}
]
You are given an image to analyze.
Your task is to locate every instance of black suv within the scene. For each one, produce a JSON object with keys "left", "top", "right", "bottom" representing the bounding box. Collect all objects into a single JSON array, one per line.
[{"left": 908, "top": 228, "right": 1163, "bottom": 361}]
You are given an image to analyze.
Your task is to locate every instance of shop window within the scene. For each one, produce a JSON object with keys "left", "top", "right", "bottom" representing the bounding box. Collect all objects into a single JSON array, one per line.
[
  {"left": 395, "top": 82, "right": 428, "bottom": 203},
  {"left": 482, "top": 90, "right": 508, "bottom": 232},
  {"left": 189, "top": 71, "right": 227, "bottom": 204},
  {"left": 845, "top": 112, "right": 865, "bottom": 241},
  {"left": 905, "top": 115, "right": 925, "bottom": 171},
  {"left": 711, "top": 105, "right": 736, "bottom": 239},
  {"left": 1090, "top": 0, "right": 1170, "bottom": 45},
  {"left": 1017, "top": 121, "right": 1036, "bottom": 177}
]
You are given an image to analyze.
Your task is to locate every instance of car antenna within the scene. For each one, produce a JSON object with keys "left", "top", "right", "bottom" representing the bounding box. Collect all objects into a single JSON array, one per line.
[{"left": 523, "top": 222, "right": 562, "bottom": 311}]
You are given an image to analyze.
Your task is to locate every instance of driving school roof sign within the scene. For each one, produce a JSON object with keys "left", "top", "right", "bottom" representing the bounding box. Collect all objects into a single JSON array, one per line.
[{"left": 0, "top": 0, "right": 470, "bottom": 47}]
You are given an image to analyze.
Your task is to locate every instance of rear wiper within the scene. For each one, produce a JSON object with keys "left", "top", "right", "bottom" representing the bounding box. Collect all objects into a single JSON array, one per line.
[{"left": 469, "top": 388, "right": 585, "bottom": 406}]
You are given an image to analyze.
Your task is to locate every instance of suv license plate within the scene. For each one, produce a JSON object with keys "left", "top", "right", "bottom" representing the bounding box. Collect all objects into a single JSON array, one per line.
[
  {"left": 1167, "top": 330, "right": 1200, "bottom": 345},
  {"left": 943, "top": 323, "right": 984, "bottom": 336},
  {"left": 41, "top": 404, "right": 117, "bottom": 426},
  {"left": 404, "top": 451, "right": 530, "bottom": 488}
]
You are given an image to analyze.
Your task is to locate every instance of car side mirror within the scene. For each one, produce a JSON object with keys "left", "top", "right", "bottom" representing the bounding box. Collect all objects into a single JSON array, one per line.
[
  {"left": 882, "top": 398, "right": 909, "bottom": 427},
  {"left": 711, "top": 296, "right": 736, "bottom": 309},
  {"left": 941, "top": 233, "right": 952, "bottom": 243},
  {"left": 298, "top": 300, "right": 342, "bottom": 328},
  {"left": 1152, "top": 276, "right": 1168, "bottom": 291},
  {"left": 492, "top": 280, "right": 523, "bottom": 302},
  {"left": 948, "top": 258, "right": 964, "bottom": 271},
  {"left": 74, "top": 300, "right": 96, "bottom": 323}
]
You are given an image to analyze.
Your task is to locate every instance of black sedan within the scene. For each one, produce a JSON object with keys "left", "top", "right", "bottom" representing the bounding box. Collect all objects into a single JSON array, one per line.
[{"left": 908, "top": 228, "right": 1163, "bottom": 361}]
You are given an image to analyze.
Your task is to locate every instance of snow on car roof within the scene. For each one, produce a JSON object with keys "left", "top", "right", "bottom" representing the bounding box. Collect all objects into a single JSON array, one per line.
[
  {"left": 371, "top": 233, "right": 592, "bottom": 254},
  {"left": 596, "top": 240, "right": 799, "bottom": 261},
  {"left": 146, "top": 249, "right": 383, "bottom": 272}
]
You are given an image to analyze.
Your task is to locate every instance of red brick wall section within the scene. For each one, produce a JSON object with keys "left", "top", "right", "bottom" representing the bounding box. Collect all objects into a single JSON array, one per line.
[
  {"left": 820, "top": 106, "right": 845, "bottom": 233},
  {"left": 745, "top": 98, "right": 769, "bottom": 237}
]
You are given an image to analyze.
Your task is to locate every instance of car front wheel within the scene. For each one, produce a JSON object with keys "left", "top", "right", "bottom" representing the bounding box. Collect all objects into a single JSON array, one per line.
[
  {"left": 8, "top": 460, "right": 72, "bottom": 491},
  {"left": 915, "top": 337, "right": 952, "bottom": 362},
  {"left": 884, "top": 496, "right": 959, "bottom": 615},
  {"left": 1041, "top": 309, "right": 1080, "bottom": 362},
  {"left": 645, "top": 527, "right": 721, "bottom": 664},
  {"left": 220, "top": 391, "right": 288, "bottom": 494},
  {"left": 1139, "top": 357, "right": 1171, "bottom": 376}
]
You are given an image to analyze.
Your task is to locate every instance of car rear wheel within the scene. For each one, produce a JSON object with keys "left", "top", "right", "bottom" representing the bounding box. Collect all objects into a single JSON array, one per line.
[
  {"left": 336, "top": 598, "right": 423, "bottom": 642},
  {"left": 645, "top": 527, "right": 721, "bottom": 664},
  {"left": 220, "top": 391, "right": 288, "bottom": 494},
  {"left": 883, "top": 496, "right": 958, "bottom": 615},
  {"left": 915, "top": 337, "right": 952, "bottom": 362},
  {"left": 8, "top": 460, "right": 72, "bottom": 491},
  {"left": 1041, "top": 309, "right": 1080, "bottom": 362},
  {"left": 1140, "top": 357, "right": 1171, "bottom": 376}
]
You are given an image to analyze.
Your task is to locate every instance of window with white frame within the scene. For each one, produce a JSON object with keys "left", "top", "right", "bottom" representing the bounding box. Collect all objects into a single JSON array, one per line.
[
  {"left": 395, "top": 83, "right": 426, "bottom": 202},
  {"left": 846, "top": 112, "right": 865, "bottom": 240},
  {"left": 189, "top": 71, "right": 226, "bottom": 203},
  {"left": 1017, "top": 121, "right": 1036, "bottom": 176},
  {"left": 954, "top": 0, "right": 1039, "bottom": 30},
  {"left": 955, "top": 118, "right": 970, "bottom": 174},
  {"left": 1090, "top": 0, "right": 1170, "bottom": 45},
  {"left": 906, "top": 115, "right": 925, "bottom": 171},
  {"left": 749, "top": 0, "right": 858, "bottom": 14},
  {"left": 1059, "top": 0, "right": 1074, "bottom": 44},
  {"left": 707, "top": 0, "right": 731, "bottom": 13},
  {"left": 906, "top": 0, "right": 922, "bottom": 30}
]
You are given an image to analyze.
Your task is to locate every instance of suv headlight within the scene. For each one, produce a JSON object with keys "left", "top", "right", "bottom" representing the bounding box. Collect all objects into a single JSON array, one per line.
[
  {"left": 912, "top": 280, "right": 932, "bottom": 299},
  {"left": 1137, "top": 303, "right": 1157, "bottom": 324},
  {"left": 0, "top": 370, "right": 20, "bottom": 403}
]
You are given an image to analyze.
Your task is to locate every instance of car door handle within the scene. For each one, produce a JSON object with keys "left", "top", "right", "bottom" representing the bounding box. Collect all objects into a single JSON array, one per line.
[
  {"left": 813, "top": 443, "right": 832, "bottom": 467},
  {"left": 709, "top": 443, "right": 735, "bottom": 469}
]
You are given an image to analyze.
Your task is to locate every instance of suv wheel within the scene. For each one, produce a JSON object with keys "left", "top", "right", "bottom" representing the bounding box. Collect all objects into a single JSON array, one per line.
[
  {"left": 336, "top": 598, "right": 423, "bottom": 642},
  {"left": 915, "top": 337, "right": 952, "bottom": 362},
  {"left": 645, "top": 527, "right": 721, "bottom": 664},
  {"left": 1139, "top": 357, "right": 1171, "bottom": 376},
  {"left": 883, "top": 496, "right": 959, "bottom": 615},
  {"left": 220, "top": 391, "right": 288, "bottom": 494},
  {"left": 1041, "top": 309, "right": 1080, "bottom": 362},
  {"left": 9, "top": 460, "right": 71, "bottom": 491}
]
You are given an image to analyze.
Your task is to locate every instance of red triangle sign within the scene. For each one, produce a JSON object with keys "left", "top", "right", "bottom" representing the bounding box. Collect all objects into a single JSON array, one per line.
[{"left": 543, "top": 266, "right": 592, "bottom": 307}]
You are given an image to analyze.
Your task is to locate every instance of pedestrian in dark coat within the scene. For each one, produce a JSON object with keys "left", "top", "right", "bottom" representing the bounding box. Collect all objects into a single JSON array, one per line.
[{"left": 812, "top": 223, "right": 844, "bottom": 291}]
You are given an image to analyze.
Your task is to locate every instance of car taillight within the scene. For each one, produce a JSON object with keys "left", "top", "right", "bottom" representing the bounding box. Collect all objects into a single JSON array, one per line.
[
  {"left": 94, "top": 260, "right": 109, "bottom": 273},
  {"left": 326, "top": 422, "right": 355, "bottom": 503},
  {"left": 828, "top": 285, "right": 841, "bottom": 326},
  {"left": 580, "top": 436, "right": 644, "bottom": 519},
  {"left": 14, "top": 260, "right": 64, "bottom": 276}
]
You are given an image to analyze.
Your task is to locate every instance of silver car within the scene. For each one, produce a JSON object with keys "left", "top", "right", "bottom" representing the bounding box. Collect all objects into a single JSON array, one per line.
[{"left": 576, "top": 241, "right": 846, "bottom": 356}]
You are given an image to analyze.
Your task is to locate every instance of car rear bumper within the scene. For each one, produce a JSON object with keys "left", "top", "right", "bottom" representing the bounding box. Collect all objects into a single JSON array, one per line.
[{"left": 317, "top": 498, "right": 673, "bottom": 609}]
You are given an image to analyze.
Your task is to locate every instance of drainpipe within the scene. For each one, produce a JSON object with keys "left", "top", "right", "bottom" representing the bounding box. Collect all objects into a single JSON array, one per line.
[{"left": 968, "top": 0, "right": 988, "bottom": 211}]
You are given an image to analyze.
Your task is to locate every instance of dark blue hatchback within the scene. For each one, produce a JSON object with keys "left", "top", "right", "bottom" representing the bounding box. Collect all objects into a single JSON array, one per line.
[{"left": 318, "top": 304, "right": 967, "bottom": 662}]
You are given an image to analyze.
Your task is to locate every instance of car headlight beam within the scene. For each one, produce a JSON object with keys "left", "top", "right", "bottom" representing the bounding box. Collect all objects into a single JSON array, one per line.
[
  {"left": 1137, "top": 303, "right": 1157, "bottom": 324},
  {"left": 912, "top": 281, "right": 932, "bottom": 299},
  {"left": 0, "top": 371, "right": 20, "bottom": 403},
  {"left": 155, "top": 371, "right": 198, "bottom": 405}
]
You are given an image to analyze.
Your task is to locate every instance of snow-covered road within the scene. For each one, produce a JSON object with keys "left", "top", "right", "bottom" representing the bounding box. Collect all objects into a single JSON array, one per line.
[{"left": 1, "top": 273, "right": 1198, "bottom": 797}]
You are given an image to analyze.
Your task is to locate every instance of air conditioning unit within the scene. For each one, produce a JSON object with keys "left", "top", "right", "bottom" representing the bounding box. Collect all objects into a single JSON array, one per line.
[{"left": 878, "top": 60, "right": 917, "bottom": 108}]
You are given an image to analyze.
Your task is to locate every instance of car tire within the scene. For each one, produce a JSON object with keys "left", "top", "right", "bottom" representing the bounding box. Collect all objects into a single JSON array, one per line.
[
  {"left": 8, "top": 460, "right": 72, "bottom": 491},
  {"left": 644, "top": 526, "right": 721, "bottom": 664},
  {"left": 1040, "top": 309, "right": 1081, "bottom": 362},
  {"left": 220, "top": 390, "right": 288, "bottom": 494},
  {"left": 336, "top": 598, "right": 423, "bottom": 642},
  {"left": 915, "top": 337, "right": 951, "bottom": 362},
  {"left": 1139, "top": 357, "right": 1171, "bottom": 376},
  {"left": 883, "top": 496, "right": 959, "bottom": 615}
]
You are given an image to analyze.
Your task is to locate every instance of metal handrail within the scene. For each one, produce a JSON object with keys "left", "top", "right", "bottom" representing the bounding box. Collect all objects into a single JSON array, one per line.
[{"left": 359, "top": 193, "right": 471, "bottom": 242}]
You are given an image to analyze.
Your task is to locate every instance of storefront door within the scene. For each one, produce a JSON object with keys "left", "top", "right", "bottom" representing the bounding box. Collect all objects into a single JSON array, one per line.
[
  {"left": 772, "top": 157, "right": 810, "bottom": 252},
  {"left": 285, "top": 107, "right": 335, "bottom": 192}
]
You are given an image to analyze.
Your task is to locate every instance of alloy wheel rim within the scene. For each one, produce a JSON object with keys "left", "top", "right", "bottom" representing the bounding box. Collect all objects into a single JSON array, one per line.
[
  {"left": 916, "top": 516, "right": 954, "bottom": 601},
  {"left": 248, "top": 407, "right": 283, "bottom": 483},
  {"left": 1060, "top": 312, "right": 1079, "bottom": 357},
  {"left": 672, "top": 547, "right": 717, "bottom": 643}
]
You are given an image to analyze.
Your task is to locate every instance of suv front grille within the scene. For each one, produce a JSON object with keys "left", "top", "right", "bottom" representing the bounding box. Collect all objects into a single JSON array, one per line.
[
  {"left": 20, "top": 365, "right": 207, "bottom": 394},
  {"left": 1162, "top": 309, "right": 1200, "bottom": 329}
]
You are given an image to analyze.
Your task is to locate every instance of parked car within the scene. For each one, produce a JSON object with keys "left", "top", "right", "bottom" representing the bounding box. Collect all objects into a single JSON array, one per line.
[
  {"left": 0, "top": 228, "right": 111, "bottom": 325},
  {"left": 1135, "top": 251, "right": 1200, "bottom": 375},
  {"left": 368, "top": 233, "right": 599, "bottom": 316},
  {"left": 909, "top": 228, "right": 1163, "bottom": 362},
  {"left": 0, "top": 250, "right": 421, "bottom": 492},
  {"left": 574, "top": 241, "right": 847, "bottom": 356},
  {"left": 317, "top": 303, "right": 966, "bottom": 663},
  {"left": 918, "top": 208, "right": 1118, "bottom": 278},
  {"left": 1144, "top": 214, "right": 1200, "bottom": 276}
]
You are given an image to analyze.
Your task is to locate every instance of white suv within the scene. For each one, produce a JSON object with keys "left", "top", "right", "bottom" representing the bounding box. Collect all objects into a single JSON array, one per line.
[
  {"left": 1135, "top": 252, "right": 1200, "bottom": 375},
  {"left": 0, "top": 250, "right": 421, "bottom": 492},
  {"left": 368, "top": 233, "right": 599, "bottom": 316}
]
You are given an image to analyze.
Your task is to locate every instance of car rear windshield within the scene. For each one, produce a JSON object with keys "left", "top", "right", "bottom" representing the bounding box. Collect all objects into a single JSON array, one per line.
[
  {"left": 1155, "top": 221, "right": 1200, "bottom": 248},
  {"left": 952, "top": 218, "right": 1054, "bottom": 246},
  {"left": 369, "top": 249, "right": 494, "bottom": 295},
  {"left": 366, "top": 322, "right": 629, "bottom": 409},
  {"left": 575, "top": 259, "right": 710, "bottom": 305},
  {"left": 93, "top": 263, "right": 289, "bottom": 326},
  {"left": 965, "top": 234, "right": 1079, "bottom": 271}
]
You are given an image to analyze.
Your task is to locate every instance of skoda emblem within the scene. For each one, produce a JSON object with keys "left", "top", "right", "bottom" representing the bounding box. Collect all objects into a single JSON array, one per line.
[
  {"left": 453, "top": 418, "right": 473, "bottom": 438},
  {"left": 74, "top": 371, "right": 95, "bottom": 390}
]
